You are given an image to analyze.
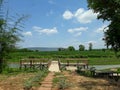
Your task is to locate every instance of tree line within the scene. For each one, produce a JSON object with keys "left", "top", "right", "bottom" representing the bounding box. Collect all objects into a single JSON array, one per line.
[{"left": 59, "top": 43, "right": 93, "bottom": 51}]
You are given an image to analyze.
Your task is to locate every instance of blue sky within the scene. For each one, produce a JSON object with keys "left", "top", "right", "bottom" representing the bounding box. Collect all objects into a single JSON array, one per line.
[{"left": 7, "top": 0, "right": 109, "bottom": 49}]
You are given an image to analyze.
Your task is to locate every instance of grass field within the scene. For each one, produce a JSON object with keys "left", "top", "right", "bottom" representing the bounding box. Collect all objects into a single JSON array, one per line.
[{"left": 7, "top": 50, "right": 120, "bottom": 65}]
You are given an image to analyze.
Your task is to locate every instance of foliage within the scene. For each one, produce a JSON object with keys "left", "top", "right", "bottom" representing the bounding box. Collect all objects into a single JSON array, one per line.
[
  {"left": 58, "top": 77, "right": 70, "bottom": 90},
  {"left": 77, "top": 66, "right": 95, "bottom": 77},
  {"left": 53, "top": 74, "right": 70, "bottom": 90},
  {"left": 15, "top": 48, "right": 33, "bottom": 52},
  {"left": 87, "top": 0, "right": 120, "bottom": 21},
  {"left": 58, "top": 48, "right": 67, "bottom": 51},
  {"left": 104, "top": 21, "right": 120, "bottom": 55},
  {"left": 67, "top": 46, "right": 75, "bottom": 51},
  {"left": 0, "top": 0, "right": 28, "bottom": 73},
  {"left": 89, "top": 43, "right": 92, "bottom": 51},
  {"left": 23, "top": 80, "right": 32, "bottom": 90},
  {"left": 87, "top": 0, "right": 120, "bottom": 55},
  {"left": 79, "top": 44, "right": 85, "bottom": 51},
  {"left": 23, "top": 70, "right": 48, "bottom": 90},
  {"left": 117, "top": 68, "right": 120, "bottom": 73}
]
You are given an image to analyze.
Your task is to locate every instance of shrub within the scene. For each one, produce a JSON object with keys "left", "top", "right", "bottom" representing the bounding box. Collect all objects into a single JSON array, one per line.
[
  {"left": 23, "top": 80, "right": 32, "bottom": 90},
  {"left": 53, "top": 75, "right": 70, "bottom": 90},
  {"left": 23, "top": 70, "right": 48, "bottom": 89},
  {"left": 58, "top": 77, "right": 70, "bottom": 90}
]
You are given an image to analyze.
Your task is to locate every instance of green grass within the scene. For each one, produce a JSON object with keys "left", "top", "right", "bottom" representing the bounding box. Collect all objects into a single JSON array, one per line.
[{"left": 7, "top": 50, "right": 120, "bottom": 65}]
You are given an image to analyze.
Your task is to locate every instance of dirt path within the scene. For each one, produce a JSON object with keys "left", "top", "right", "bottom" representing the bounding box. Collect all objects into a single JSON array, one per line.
[
  {"left": 48, "top": 61, "right": 60, "bottom": 72},
  {"left": 38, "top": 72, "right": 54, "bottom": 90}
]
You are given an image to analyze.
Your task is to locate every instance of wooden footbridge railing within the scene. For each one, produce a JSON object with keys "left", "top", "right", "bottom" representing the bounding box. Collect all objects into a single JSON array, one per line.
[
  {"left": 58, "top": 58, "right": 89, "bottom": 69},
  {"left": 19, "top": 58, "right": 51, "bottom": 69}
]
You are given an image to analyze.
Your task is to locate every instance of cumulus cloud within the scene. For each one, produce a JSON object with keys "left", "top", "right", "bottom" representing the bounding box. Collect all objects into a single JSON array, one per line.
[
  {"left": 63, "top": 10, "right": 73, "bottom": 20},
  {"left": 33, "top": 26, "right": 58, "bottom": 35},
  {"left": 23, "top": 31, "right": 32, "bottom": 36},
  {"left": 68, "top": 27, "right": 88, "bottom": 37},
  {"left": 63, "top": 8, "right": 98, "bottom": 24},
  {"left": 95, "top": 25, "right": 108, "bottom": 33}
]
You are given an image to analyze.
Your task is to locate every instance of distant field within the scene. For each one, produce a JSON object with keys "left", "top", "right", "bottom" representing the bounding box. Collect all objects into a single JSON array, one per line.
[{"left": 8, "top": 50, "right": 120, "bottom": 65}]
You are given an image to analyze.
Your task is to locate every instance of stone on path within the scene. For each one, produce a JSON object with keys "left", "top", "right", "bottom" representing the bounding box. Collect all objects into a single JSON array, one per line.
[{"left": 48, "top": 61, "right": 60, "bottom": 72}]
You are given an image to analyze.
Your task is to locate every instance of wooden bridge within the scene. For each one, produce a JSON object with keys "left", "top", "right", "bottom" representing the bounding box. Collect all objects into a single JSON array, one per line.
[{"left": 19, "top": 58, "right": 89, "bottom": 70}]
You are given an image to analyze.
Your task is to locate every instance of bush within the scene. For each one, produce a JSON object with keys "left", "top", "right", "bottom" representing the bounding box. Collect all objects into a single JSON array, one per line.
[
  {"left": 53, "top": 74, "right": 70, "bottom": 90},
  {"left": 23, "top": 69, "right": 48, "bottom": 89},
  {"left": 23, "top": 80, "right": 32, "bottom": 90},
  {"left": 58, "top": 77, "right": 70, "bottom": 90}
]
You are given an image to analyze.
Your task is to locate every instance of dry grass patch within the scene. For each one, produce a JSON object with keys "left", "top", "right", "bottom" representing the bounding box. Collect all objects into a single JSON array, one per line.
[
  {"left": 0, "top": 73, "right": 36, "bottom": 90},
  {"left": 52, "top": 71, "right": 120, "bottom": 90}
]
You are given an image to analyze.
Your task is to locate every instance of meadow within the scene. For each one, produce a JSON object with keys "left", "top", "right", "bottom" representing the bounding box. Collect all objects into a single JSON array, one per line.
[{"left": 8, "top": 50, "right": 120, "bottom": 65}]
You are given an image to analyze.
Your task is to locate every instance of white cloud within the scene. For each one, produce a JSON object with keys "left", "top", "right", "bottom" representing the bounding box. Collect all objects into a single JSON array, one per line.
[
  {"left": 95, "top": 25, "right": 108, "bottom": 33},
  {"left": 68, "top": 27, "right": 88, "bottom": 37},
  {"left": 75, "top": 9, "right": 98, "bottom": 23},
  {"left": 68, "top": 27, "right": 88, "bottom": 33},
  {"left": 23, "top": 31, "right": 32, "bottom": 36},
  {"left": 74, "top": 8, "right": 84, "bottom": 17},
  {"left": 63, "top": 10, "right": 73, "bottom": 20},
  {"left": 33, "top": 26, "right": 58, "bottom": 35},
  {"left": 63, "top": 8, "right": 98, "bottom": 24}
]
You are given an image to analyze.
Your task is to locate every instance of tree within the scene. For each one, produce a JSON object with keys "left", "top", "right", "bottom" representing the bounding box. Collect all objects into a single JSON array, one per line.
[
  {"left": 79, "top": 45, "right": 85, "bottom": 51},
  {"left": 0, "top": 0, "right": 27, "bottom": 73},
  {"left": 67, "top": 46, "right": 75, "bottom": 51},
  {"left": 89, "top": 43, "right": 92, "bottom": 51},
  {"left": 87, "top": 0, "right": 120, "bottom": 55},
  {"left": 58, "top": 48, "right": 66, "bottom": 51}
]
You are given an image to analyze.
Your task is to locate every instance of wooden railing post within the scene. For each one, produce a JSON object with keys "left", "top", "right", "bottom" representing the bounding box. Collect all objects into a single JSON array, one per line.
[
  {"left": 30, "top": 59, "right": 32, "bottom": 69},
  {"left": 58, "top": 59, "right": 61, "bottom": 70},
  {"left": 19, "top": 60, "right": 22, "bottom": 70}
]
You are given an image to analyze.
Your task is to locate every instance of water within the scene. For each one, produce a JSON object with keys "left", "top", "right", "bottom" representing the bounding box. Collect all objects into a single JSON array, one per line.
[
  {"left": 8, "top": 63, "right": 120, "bottom": 70},
  {"left": 8, "top": 63, "right": 20, "bottom": 68},
  {"left": 89, "top": 65, "right": 120, "bottom": 70}
]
